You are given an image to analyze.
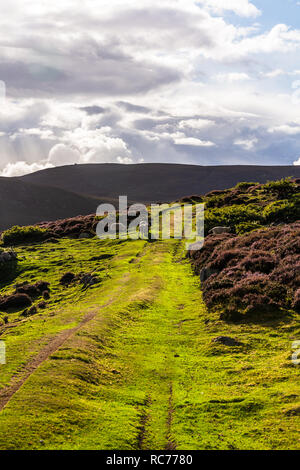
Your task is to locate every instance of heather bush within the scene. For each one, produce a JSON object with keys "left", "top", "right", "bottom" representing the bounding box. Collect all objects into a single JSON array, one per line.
[
  {"left": 190, "top": 222, "right": 300, "bottom": 321},
  {"left": 236, "top": 182, "right": 259, "bottom": 191},
  {"left": 205, "top": 204, "right": 262, "bottom": 234},
  {"left": 236, "top": 222, "right": 264, "bottom": 235},
  {"left": 180, "top": 195, "right": 203, "bottom": 204},
  {"left": 270, "top": 256, "right": 300, "bottom": 287},
  {"left": 205, "top": 194, "right": 227, "bottom": 209},
  {"left": 38, "top": 214, "right": 97, "bottom": 239},
  {"left": 189, "top": 233, "right": 233, "bottom": 270},
  {"left": 293, "top": 290, "right": 300, "bottom": 310},
  {"left": 0, "top": 293, "right": 32, "bottom": 312},
  {"left": 241, "top": 251, "right": 276, "bottom": 274},
  {"left": 208, "top": 249, "right": 245, "bottom": 270},
  {"left": 15, "top": 281, "right": 50, "bottom": 298},
  {"left": 263, "top": 179, "right": 298, "bottom": 199},
  {"left": 243, "top": 295, "right": 280, "bottom": 317},
  {"left": 263, "top": 197, "right": 300, "bottom": 224},
  {"left": 201, "top": 178, "right": 299, "bottom": 233},
  {"left": 188, "top": 179, "right": 300, "bottom": 320},
  {"left": 1, "top": 225, "right": 47, "bottom": 246},
  {"left": 263, "top": 282, "right": 289, "bottom": 303}
]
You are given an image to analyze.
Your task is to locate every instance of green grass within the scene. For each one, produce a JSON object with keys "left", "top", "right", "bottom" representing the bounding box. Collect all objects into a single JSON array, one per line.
[
  {"left": 0, "top": 237, "right": 299, "bottom": 449},
  {"left": 203, "top": 178, "right": 300, "bottom": 233}
]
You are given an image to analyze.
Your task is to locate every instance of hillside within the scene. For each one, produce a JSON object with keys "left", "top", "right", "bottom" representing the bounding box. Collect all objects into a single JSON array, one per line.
[
  {"left": 20, "top": 163, "right": 300, "bottom": 202},
  {"left": 188, "top": 179, "right": 300, "bottom": 321},
  {"left": 1, "top": 164, "right": 300, "bottom": 230},
  {"left": 0, "top": 178, "right": 104, "bottom": 231},
  {"left": 0, "top": 178, "right": 299, "bottom": 450}
]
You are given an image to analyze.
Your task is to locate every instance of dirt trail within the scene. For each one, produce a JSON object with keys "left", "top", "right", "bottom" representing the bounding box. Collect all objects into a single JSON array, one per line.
[
  {"left": 0, "top": 276, "right": 130, "bottom": 413},
  {"left": 165, "top": 383, "right": 176, "bottom": 450},
  {"left": 137, "top": 394, "right": 152, "bottom": 450}
]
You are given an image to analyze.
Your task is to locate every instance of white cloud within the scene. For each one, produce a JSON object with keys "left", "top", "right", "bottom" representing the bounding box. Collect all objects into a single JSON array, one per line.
[
  {"left": 17, "top": 128, "right": 55, "bottom": 140},
  {"left": 294, "top": 157, "right": 300, "bottom": 165},
  {"left": 263, "top": 69, "right": 285, "bottom": 78},
  {"left": 173, "top": 135, "right": 216, "bottom": 147},
  {"left": 199, "top": 0, "right": 260, "bottom": 18},
  {"left": 1, "top": 160, "right": 53, "bottom": 177},
  {"left": 48, "top": 144, "right": 81, "bottom": 166},
  {"left": 233, "top": 24, "right": 300, "bottom": 57},
  {"left": 59, "top": 127, "right": 133, "bottom": 163},
  {"left": 178, "top": 118, "right": 214, "bottom": 130},
  {"left": 234, "top": 138, "right": 258, "bottom": 150},
  {"left": 0, "top": 1, "right": 300, "bottom": 171},
  {"left": 117, "top": 156, "right": 133, "bottom": 164},
  {"left": 268, "top": 124, "right": 300, "bottom": 135},
  {"left": 215, "top": 72, "right": 251, "bottom": 82}
]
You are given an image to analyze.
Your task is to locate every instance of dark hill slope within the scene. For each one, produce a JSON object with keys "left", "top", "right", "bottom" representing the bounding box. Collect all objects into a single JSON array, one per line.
[
  {"left": 0, "top": 178, "right": 104, "bottom": 230},
  {"left": 19, "top": 163, "right": 300, "bottom": 203},
  {"left": 1, "top": 163, "right": 300, "bottom": 230}
]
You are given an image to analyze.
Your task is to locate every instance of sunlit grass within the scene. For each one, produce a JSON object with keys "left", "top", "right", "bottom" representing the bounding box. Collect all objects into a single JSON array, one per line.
[{"left": 0, "top": 237, "right": 299, "bottom": 449}]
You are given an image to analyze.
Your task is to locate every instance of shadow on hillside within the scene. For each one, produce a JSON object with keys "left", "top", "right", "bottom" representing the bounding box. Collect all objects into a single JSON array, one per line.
[
  {"left": 223, "top": 310, "right": 298, "bottom": 328},
  {"left": 0, "top": 261, "right": 19, "bottom": 291}
]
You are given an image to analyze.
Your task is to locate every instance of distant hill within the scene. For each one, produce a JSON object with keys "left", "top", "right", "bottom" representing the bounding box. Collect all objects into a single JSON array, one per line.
[
  {"left": 0, "top": 177, "right": 104, "bottom": 231},
  {"left": 0, "top": 163, "right": 299, "bottom": 230}
]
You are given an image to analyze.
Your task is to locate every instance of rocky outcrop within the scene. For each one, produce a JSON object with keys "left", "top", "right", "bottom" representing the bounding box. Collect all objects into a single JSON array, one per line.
[
  {"left": 0, "top": 250, "right": 17, "bottom": 264},
  {"left": 209, "top": 226, "right": 231, "bottom": 235},
  {"left": 200, "top": 267, "right": 219, "bottom": 282}
]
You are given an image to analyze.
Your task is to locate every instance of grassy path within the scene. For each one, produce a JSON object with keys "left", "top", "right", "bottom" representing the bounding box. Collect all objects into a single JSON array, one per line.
[
  {"left": 0, "top": 239, "right": 299, "bottom": 449},
  {"left": 74, "top": 241, "right": 207, "bottom": 450},
  {"left": 0, "top": 276, "right": 129, "bottom": 412}
]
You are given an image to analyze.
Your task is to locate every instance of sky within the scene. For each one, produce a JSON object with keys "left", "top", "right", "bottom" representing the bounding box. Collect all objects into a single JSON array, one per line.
[{"left": 1, "top": 0, "right": 300, "bottom": 176}]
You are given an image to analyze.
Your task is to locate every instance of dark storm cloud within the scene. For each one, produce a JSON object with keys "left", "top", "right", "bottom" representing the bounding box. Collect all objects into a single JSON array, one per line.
[
  {"left": 3, "top": 51, "right": 181, "bottom": 98},
  {"left": 0, "top": 61, "right": 67, "bottom": 96},
  {"left": 0, "top": 2, "right": 215, "bottom": 100}
]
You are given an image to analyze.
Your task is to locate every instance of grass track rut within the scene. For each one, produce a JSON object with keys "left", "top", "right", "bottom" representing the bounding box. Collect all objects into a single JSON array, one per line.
[{"left": 0, "top": 275, "right": 130, "bottom": 412}]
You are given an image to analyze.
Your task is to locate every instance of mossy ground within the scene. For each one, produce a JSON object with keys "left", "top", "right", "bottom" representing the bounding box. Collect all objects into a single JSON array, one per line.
[{"left": 0, "top": 237, "right": 299, "bottom": 449}]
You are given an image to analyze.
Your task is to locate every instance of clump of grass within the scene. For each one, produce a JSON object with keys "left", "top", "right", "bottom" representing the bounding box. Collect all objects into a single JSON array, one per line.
[
  {"left": 236, "top": 222, "right": 264, "bottom": 235},
  {"left": 263, "top": 178, "right": 299, "bottom": 199},
  {"left": 202, "top": 178, "right": 300, "bottom": 234},
  {"left": 1, "top": 226, "right": 47, "bottom": 246},
  {"left": 263, "top": 197, "right": 300, "bottom": 224},
  {"left": 205, "top": 204, "right": 263, "bottom": 234}
]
